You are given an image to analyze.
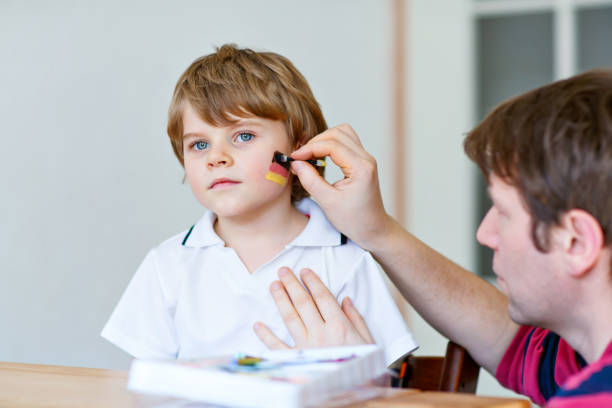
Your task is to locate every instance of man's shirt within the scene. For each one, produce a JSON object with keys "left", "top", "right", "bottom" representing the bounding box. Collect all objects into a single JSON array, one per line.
[{"left": 496, "top": 325, "right": 612, "bottom": 407}]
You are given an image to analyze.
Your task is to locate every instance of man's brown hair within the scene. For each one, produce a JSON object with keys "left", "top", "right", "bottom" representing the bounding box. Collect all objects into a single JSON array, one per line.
[
  {"left": 167, "top": 44, "right": 327, "bottom": 202},
  {"left": 464, "top": 69, "right": 612, "bottom": 251}
]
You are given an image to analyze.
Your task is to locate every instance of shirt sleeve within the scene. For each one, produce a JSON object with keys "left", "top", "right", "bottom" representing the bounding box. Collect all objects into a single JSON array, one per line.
[
  {"left": 496, "top": 326, "right": 583, "bottom": 405},
  {"left": 335, "top": 251, "right": 418, "bottom": 366},
  {"left": 101, "top": 250, "right": 179, "bottom": 359}
]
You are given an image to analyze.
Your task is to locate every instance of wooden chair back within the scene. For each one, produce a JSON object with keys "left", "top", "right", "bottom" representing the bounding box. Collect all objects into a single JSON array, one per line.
[{"left": 394, "top": 341, "right": 480, "bottom": 393}]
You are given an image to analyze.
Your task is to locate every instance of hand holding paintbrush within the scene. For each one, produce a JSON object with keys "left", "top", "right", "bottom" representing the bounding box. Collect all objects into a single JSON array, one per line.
[{"left": 265, "top": 151, "right": 325, "bottom": 186}]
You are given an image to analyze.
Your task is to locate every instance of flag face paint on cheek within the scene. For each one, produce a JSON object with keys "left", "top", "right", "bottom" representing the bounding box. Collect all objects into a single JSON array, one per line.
[{"left": 265, "top": 162, "right": 289, "bottom": 186}]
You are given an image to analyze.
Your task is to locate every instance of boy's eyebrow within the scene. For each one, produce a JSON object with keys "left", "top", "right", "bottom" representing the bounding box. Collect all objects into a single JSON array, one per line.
[
  {"left": 182, "top": 118, "right": 266, "bottom": 139},
  {"left": 230, "top": 118, "right": 265, "bottom": 128},
  {"left": 182, "top": 132, "right": 204, "bottom": 140}
]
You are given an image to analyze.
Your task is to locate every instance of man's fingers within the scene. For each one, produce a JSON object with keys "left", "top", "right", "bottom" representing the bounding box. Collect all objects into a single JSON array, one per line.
[
  {"left": 306, "top": 126, "right": 363, "bottom": 152},
  {"left": 317, "top": 124, "right": 364, "bottom": 149},
  {"left": 335, "top": 123, "right": 364, "bottom": 147},
  {"left": 253, "top": 322, "right": 291, "bottom": 350},
  {"left": 292, "top": 127, "right": 369, "bottom": 167},
  {"left": 290, "top": 160, "right": 335, "bottom": 201},
  {"left": 341, "top": 297, "right": 375, "bottom": 344},
  {"left": 294, "top": 137, "right": 365, "bottom": 166},
  {"left": 297, "top": 138, "right": 374, "bottom": 184},
  {"left": 277, "top": 268, "right": 325, "bottom": 329}
]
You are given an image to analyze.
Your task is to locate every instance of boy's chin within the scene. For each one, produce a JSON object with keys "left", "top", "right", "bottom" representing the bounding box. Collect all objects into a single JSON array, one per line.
[
  {"left": 203, "top": 190, "right": 291, "bottom": 219},
  {"left": 207, "top": 201, "right": 273, "bottom": 220}
]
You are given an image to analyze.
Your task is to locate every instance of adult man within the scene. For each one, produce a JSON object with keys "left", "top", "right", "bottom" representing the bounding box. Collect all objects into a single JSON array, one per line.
[{"left": 252, "top": 70, "right": 612, "bottom": 406}]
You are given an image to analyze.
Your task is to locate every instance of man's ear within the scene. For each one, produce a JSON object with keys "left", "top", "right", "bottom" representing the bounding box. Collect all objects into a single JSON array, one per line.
[{"left": 558, "top": 209, "right": 604, "bottom": 277}]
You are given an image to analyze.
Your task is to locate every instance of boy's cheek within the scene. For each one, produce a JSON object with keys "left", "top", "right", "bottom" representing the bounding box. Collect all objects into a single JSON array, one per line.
[
  {"left": 250, "top": 160, "right": 274, "bottom": 180},
  {"left": 184, "top": 169, "right": 208, "bottom": 194}
]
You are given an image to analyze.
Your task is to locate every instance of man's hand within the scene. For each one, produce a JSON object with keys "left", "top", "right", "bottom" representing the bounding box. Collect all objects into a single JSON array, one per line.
[
  {"left": 289, "top": 124, "right": 390, "bottom": 251},
  {"left": 253, "top": 267, "right": 375, "bottom": 349}
]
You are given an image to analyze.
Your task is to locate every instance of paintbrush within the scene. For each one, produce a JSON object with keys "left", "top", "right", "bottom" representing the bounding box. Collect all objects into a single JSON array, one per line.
[
  {"left": 273, "top": 151, "right": 326, "bottom": 169},
  {"left": 265, "top": 151, "right": 326, "bottom": 186}
]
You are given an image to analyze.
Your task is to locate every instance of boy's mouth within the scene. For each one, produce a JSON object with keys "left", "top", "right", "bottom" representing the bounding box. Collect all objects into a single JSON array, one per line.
[{"left": 209, "top": 178, "right": 241, "bottom": 189}]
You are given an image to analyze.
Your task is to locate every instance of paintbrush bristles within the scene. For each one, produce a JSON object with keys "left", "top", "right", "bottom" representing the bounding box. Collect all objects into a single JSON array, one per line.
[{"left": 273, "top": 152, "right": 291, "bottom": 170}]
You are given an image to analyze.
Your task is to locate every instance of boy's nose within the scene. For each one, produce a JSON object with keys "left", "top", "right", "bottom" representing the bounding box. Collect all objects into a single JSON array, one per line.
[{"left": 207, "top": 146, "right": 233, "bottom": 168}]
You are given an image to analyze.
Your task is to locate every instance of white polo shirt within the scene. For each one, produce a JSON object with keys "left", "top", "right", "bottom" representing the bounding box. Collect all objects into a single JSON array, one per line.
[{"left": 101, "top": 198, "right": 417, "bottom": 365}]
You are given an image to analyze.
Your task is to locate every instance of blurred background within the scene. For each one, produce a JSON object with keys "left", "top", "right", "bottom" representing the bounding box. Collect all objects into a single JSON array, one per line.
[{"left": 2, "top": 0, "right": 611, "bottom": 398}]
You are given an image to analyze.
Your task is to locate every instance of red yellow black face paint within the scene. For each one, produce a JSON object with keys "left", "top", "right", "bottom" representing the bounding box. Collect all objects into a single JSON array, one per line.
[
  {"left": 265, "top": 154, "right": 290, "bottom": 186},
  {"left": 265, "top": 151, "right": 326, "bottom": 186}
]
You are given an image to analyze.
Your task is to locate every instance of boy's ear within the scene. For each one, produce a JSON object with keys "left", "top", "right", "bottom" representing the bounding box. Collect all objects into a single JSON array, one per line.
[{"left": 558, "top": 209, "right": 604, "bottom": 277}]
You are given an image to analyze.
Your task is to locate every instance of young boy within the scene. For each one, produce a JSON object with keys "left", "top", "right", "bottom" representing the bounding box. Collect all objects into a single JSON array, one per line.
[{"left": 101, "top": 44, "right": 416, "bottom": 365}]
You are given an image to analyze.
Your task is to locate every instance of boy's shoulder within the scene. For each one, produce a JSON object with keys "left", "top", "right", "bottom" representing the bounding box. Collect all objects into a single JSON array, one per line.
[
  {"left": 151, "top": 209, "right": 219, "bottom": 258},
  {"left": 156, "top": 227, "right": 195, "bottom": 252}
]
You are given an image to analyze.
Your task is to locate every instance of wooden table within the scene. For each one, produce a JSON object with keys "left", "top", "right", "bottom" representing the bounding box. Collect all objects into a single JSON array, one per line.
[{"left": 0, "top": 362, "right": 530, "bottom": 407}]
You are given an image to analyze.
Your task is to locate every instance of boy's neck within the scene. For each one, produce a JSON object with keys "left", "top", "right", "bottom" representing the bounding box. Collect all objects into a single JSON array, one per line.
[{"left": 213, "top": 197, "right": 308, "bottom": 273}]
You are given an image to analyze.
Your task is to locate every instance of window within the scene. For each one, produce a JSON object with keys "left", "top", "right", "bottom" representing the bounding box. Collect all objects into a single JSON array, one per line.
[{"left": 473, "top": 0, "right": 612, "bottom": 276}]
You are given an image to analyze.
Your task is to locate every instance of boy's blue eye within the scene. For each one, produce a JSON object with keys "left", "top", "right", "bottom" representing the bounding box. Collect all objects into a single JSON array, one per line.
[
  {"left": 236, "top": 132, "right": 254, "bottom": 143},
  {"left": 193, "top": 141, "right": 208, "bottom": 151}
]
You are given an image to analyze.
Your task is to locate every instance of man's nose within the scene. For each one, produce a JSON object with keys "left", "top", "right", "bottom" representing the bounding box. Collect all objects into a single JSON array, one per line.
[{"left": 476, "top": 207, "right": 499, "bottom": 250}]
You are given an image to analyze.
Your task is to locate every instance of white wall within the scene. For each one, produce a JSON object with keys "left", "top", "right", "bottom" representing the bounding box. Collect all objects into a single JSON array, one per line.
[
  {"left": 0, "top": 0, "right": 394, "bottom": 370},
  {"left": 407, "top": 0, "right": 475, "bottom": 351},
  {"left": 406, "top": 0, "right": 523, "bottom": 399}
]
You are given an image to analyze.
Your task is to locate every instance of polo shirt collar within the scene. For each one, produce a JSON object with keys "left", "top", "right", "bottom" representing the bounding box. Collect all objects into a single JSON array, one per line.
[
  {"left": 289, "top": 198, "right": 344, "bottom": 247},
  {"left": 182, "top": 198, "right": 345, "bottom": 248},
  {"left": 182, "top": 210, "right": 225, "bottom": 248}
]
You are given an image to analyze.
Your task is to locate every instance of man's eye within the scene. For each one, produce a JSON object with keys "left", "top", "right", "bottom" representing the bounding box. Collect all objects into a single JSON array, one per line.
[
  {"left": 236, "top": 132, "right": 254, "bottom": 143},
  {"left": 193, "top": 141, "right": 208, "bottom": 151}
]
